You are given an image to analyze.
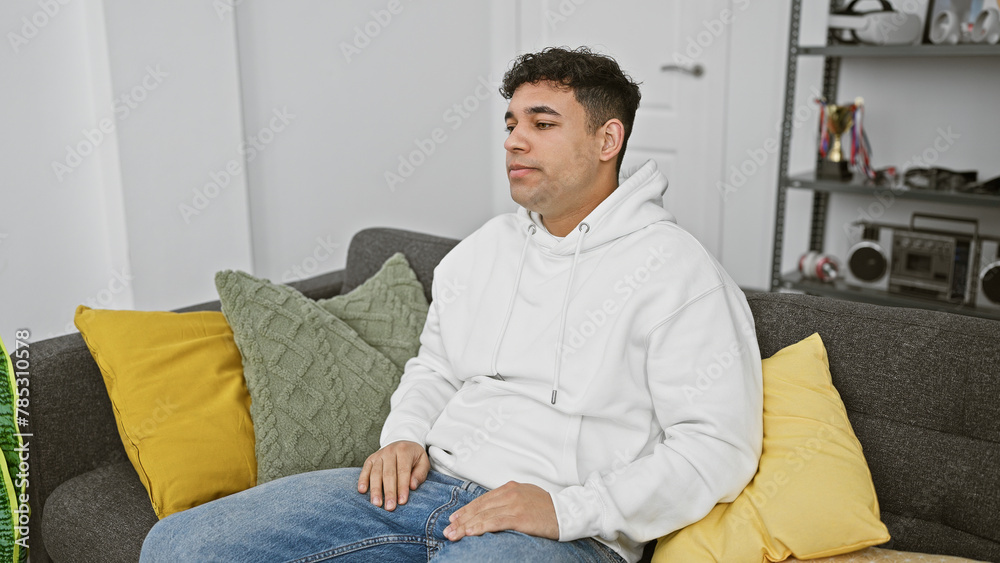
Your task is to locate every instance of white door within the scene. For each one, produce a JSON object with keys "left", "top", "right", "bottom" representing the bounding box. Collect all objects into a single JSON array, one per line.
[{"left": 515, "top": 0, "right": 730, "bottom": 257}]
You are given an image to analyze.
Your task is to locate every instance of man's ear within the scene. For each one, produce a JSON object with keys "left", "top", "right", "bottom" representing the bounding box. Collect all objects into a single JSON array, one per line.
[{"left": 598, "top": 119, "right": 625, "bottom": 164}]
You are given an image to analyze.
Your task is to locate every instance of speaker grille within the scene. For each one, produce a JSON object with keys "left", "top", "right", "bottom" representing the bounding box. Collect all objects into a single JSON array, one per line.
[
  {"left": 982, "top": 264, "right": 1000, "bottom": 304},
  {"left": 849, "top": 246, "right": 887, "bottom": 282}
]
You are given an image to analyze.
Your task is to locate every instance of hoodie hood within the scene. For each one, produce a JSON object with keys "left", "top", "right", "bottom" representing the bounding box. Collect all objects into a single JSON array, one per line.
[
  {"left": 506, "top": 160, "right": 677, "bottom": 404},
  {"left": 516, "top": 159, "right": 675, "bottom": 255}
]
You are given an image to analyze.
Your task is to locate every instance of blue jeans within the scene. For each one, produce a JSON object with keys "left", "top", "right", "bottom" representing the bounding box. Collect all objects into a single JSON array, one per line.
[{"left": 140, "top": 468, "right": 625, "bottom": 563}]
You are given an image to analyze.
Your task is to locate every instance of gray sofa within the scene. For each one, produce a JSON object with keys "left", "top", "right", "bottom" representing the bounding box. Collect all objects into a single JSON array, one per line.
[{"left": 31, "top": 227, "right": 1000, "bottom": 562}]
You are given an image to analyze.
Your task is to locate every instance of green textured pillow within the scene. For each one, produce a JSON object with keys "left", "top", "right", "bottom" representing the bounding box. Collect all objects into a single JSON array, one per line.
[
  {"left": 317, "top": 253, "right": 428, "bottom": 371},
  {"left": 216, "top": 253, "right": 427, "bottom": 484},
  {"left": 0, "top": 336, "right": 28, "bottom": 561}
]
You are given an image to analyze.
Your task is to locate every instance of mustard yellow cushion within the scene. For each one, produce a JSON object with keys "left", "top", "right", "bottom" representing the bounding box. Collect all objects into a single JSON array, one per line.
[
  {"left": 74, "top": 306, "right": 256, "bottom": 519},
  {"left": 653, "top": 333, "right": 890, "bottom": 562}
]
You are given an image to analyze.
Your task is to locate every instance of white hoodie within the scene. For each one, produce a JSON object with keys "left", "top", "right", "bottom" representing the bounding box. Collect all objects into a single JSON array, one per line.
[{"left": 380, "top": 160, "right": 763, "bottom": 562}]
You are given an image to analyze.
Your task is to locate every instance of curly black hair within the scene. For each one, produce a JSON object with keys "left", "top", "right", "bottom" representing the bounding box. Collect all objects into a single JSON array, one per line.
[{"left": 500, "top": 46, "right": 642, "bottom": 172}]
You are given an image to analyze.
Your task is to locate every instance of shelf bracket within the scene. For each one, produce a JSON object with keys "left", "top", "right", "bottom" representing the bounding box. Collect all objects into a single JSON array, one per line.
[{"left": 770, "top": 0, "right": 806, "bottom": 290}]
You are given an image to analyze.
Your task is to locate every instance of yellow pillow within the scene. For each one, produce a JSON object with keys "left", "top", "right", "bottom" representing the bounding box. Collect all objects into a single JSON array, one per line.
[
  {"left": 653, "top": 333, "right": 890, "bottom": 562},
  {"left": 74, "top": 306, "right": 256, "bottom": 518}
]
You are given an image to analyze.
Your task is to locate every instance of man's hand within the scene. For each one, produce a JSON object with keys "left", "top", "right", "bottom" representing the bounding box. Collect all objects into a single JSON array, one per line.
[
  {"left": 357, "top": 440, "right": 430, "bottom": 511},
  {"left": 443, "top": 481, "right": 559, "bottom": 541}
]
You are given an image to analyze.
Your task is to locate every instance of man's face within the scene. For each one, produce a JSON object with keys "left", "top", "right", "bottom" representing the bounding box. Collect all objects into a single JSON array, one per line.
[{"left": 504, "top": 81, "right": 605, "bottom": 220}]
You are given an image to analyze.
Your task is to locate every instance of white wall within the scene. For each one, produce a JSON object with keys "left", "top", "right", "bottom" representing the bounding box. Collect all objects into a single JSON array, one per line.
[
  {"left": 101, "top": 0, "right": 254, "bottom": 311},
  {"left": 1, "top": 1, "right": 129, "bottom": 341},
  {"left": 490, "top": 0, "right": 521, "bottom": 218},
  {"left": 1, "top": 1, "right": 497, "bottom": 342},
  {"left": 234, "top": 1, "right": 497, "bottom": 283},
  {"left": 720, "top": 1, "right": 795, "bottom": 291},
  {"left": 1, "top": 0, "right": 254, "bottom": 341}
]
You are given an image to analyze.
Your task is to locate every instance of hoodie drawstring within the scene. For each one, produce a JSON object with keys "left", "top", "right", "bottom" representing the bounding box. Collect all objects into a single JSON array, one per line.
[
  {"left": 490, "top": 224, "right": 536, "bottom": 379},
  {"left": 551, "top": 222, "right": 589, "bottom": 404}
]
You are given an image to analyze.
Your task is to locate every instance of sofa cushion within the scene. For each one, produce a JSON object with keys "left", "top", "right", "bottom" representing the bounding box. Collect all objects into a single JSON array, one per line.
[
  {"left": 654, "top": 333, "right": 889, "bottom": 562},
  {"left": 746, "top": 293, "right": 1000, "bottom": 562},
  {"left": 41, "top": 461, "right": 157, "bottom": 563},
  {"left": 785, "top": 546, "right": 987, "bottom": 562},
  {"left": 216, "top": 260, "right": 411, "bottom": 484},
  {"left": 342, "top": 227, "right": 459, "bottom": 301},
  {"left": 73, "top": 307, "right": 257, "bottom": 519}
]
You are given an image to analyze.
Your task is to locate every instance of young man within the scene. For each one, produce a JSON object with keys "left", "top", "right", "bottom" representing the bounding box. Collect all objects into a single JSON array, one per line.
[{"left": 141, "top": 47, "right": 762, "bottom": 563}]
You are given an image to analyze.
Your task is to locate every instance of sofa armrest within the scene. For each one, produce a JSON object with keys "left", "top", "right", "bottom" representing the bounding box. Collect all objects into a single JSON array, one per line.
[{"left": 30, "top": 330, "right": 127, "bottom": 561}]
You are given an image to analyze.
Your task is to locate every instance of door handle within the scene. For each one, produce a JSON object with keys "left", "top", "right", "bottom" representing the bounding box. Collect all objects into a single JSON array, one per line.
[{"left": 660, "top": 63, "right": 704, "bottom": 77}]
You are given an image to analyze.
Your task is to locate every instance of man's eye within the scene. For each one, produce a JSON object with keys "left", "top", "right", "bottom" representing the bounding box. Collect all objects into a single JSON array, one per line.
[
  {"left": 505, "top": 124, "right": 515, "bottom": 134},
  {"left": 537, "top": 122, "right": 553, "bottom": 129}
]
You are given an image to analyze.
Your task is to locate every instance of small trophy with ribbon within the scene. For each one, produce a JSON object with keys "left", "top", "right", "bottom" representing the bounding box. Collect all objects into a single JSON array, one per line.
[{"left": 816, "top": 97, "right": 874, "bottom": 182}]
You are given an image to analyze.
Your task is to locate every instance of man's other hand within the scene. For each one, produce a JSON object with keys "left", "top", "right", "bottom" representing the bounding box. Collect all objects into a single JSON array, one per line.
[
  {"left": 443, "top": 481, "right": 559, "bottom": 541},
  {"left": 357, "top": 440, "right": 430, "bottom": 511}
]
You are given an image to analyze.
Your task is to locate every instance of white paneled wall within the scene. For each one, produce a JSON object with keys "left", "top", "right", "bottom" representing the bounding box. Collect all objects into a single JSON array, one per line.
[
  {"left": 100, "top": 0, "right": 254, "bottom": 311},
  {"left": 233, "top": 1, "right": 497, "bottom": 283},
  {"left": 1, "top": 1, "right": 497, "bottom": 341},
  {"left": 1, "top": 1, "right": 133, "bottom": 340}
]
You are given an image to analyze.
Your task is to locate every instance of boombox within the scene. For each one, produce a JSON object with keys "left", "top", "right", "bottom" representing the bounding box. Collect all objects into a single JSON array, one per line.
[
  {"left": 889, "top": 228, "right": 975, "bottom": 304},
  {"left": 846, "top": 216, "right": 986, "bottom": 307}
]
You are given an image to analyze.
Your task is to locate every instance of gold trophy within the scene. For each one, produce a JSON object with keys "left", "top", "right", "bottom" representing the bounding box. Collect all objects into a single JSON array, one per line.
[{"left": 816, "top": 97, "right": 863, "bottom": 181}]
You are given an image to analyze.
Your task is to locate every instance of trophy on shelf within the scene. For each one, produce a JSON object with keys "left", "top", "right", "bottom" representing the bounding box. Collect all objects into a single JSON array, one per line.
[{"left": 815, "top": 97, "right": 874, "bottom": 182}]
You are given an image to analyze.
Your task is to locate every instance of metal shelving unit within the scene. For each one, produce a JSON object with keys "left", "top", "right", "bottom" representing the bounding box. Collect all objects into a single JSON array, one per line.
[
  {"left": 797, "top": 44, "right": 1000, "bottom": 57},
  {"left": 786, "top": 174, "right": 1000, "bottom": 208},
  {"left": 781, "top": 271, "right": 1000, "bottom": 320},
  {"left": 770, "top": 0, "right": 1000, "bottom": 321}
]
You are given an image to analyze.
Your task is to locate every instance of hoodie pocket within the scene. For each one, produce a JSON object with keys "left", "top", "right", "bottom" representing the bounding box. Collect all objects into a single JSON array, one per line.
[{"left": 561, "top": 414, "right": 583, "bottom": 484}]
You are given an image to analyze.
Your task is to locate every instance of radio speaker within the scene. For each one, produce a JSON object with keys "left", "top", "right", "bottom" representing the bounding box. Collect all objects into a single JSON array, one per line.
[
  {"left": 976, "top": 239, "right": 1000, "bottom": 312},
  {"left": 845, "top": 224, "right": 893, "bottom": 290}
]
